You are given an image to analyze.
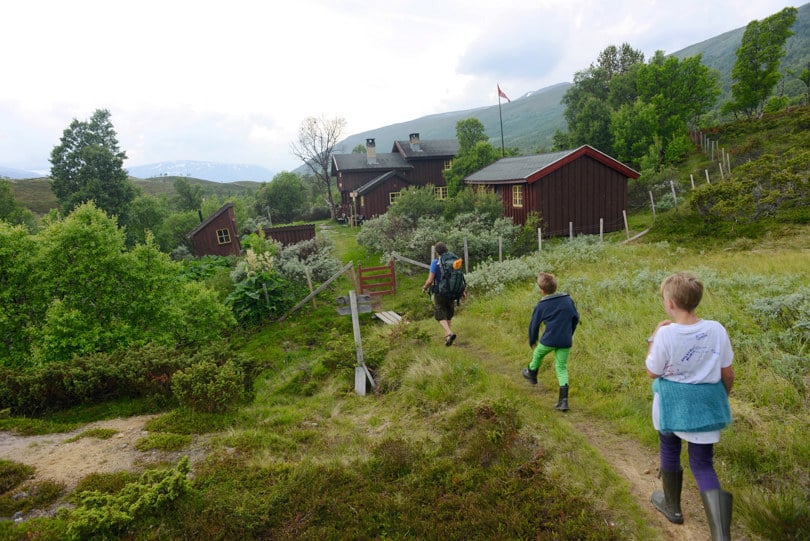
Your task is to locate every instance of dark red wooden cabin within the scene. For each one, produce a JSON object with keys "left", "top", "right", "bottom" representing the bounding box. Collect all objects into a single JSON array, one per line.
[
  {"left": 187, "top": 203, "right": 242, "bottom": 257},
  {"left": 465, "top": 145, "right": 640, "bottom": 236},
  {"left": 331, "top": 133, "right": 459, "bottom": 220}
]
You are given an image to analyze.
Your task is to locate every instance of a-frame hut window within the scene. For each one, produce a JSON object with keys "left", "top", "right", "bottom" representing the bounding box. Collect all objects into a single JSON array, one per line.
[
  {"left": 512, "top": 185, "right": 524, "bottom": 207},
  {"left": 216, "top": 228, "right": 232, "bottom": 244}
]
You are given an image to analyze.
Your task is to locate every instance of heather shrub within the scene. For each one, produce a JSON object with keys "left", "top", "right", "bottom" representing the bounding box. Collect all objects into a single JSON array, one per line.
[
  {"left": 171, "top": 360, "right": 245, "bottom": 413},
  {"left": 63, "top": 457, "right": 191, "bottom": 540}
]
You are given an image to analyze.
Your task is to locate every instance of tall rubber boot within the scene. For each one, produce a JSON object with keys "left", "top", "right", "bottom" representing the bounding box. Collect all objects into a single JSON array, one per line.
[
  {"left": 554, "top": 384, "right": 569, "bottom": 411},
  {"left": 651, "top": 469, "right": 684, "bottom": 524},
  {"left": 701, "top": 489, "right": 733, "bottom": 541},
  {"left": 522, "top": 367, "right": 538, "bottom": 385}
]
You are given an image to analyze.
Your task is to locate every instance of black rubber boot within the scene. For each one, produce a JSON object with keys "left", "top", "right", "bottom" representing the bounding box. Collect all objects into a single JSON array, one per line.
[
  {"left": 701, "top": 488, "right": 733, "bottom": 541},
  {"left": 522, "top": 367, "right": 538, "bottom": 384},
  {"left": 651, "top": 469, "right": 684, "bottom": 524},
  {"left": 554, "top": 384, "right": 569, "bottom": 411}
]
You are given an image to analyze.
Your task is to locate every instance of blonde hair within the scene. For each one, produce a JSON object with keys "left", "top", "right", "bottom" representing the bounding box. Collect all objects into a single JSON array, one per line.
[
  {"left": 537, "top": 272, "right": 557, "bottom": 294},
  {"left": 661, "top": 272, "right": 703, "bottom": 312}
]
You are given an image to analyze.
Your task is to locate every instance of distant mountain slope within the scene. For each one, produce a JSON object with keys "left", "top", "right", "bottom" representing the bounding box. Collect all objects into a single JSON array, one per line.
[
  {"left": 0, "top": 166, "right": 43, "bottom": 180},
  {"left": 127, "top": 161, "right": 276, "bottom": 182},
  {"left": 329, "top": 83, "right": 570, "bottom": 163},
  {"left": 673, "top": 3, "right": 810, "bottom": 103}
]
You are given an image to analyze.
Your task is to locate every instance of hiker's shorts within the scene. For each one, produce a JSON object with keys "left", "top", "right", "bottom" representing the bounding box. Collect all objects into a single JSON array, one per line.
[{"left": 433, "top": 294, "right": 455, "bottom": 321}]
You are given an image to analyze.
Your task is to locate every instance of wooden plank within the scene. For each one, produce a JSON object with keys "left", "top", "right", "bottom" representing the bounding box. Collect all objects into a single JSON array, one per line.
[{"left": 374, "top": 311, "right": 402, "bottom": 325}]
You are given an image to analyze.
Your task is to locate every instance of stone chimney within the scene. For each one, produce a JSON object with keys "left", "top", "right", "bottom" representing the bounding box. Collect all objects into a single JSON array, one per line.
[
  {"left": 409, "top": 133, "right": 421, "bottom": 152},
  {"left": 366, "top": 138, "right": 377, "bottom": 164}
]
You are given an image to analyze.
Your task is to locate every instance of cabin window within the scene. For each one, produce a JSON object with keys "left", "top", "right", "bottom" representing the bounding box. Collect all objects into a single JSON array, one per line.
[
  {"left": 434, "top": 186, "right": 448, "bottom": 200},
  {"left": 512, "top": 185, "right": 524, "bottom": 207},
  {"left": 443, "top": 159, "right": 453, "bottom": 171},
  {"left": 389, "top": 191, "right": 401, "bottom": 204},
  {"left": 216, "top": 228, "right": 232, "bottom": 244}
]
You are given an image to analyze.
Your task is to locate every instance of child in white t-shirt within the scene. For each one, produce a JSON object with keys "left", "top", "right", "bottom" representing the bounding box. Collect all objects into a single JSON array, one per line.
[{"left": 645, "top": 272, "right": 735, "bottom": 541}]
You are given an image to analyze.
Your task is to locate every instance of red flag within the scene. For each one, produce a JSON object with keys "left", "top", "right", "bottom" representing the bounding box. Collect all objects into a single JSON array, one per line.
[{"left": 497, "top": 84, "right": 510, "bottom": 103}]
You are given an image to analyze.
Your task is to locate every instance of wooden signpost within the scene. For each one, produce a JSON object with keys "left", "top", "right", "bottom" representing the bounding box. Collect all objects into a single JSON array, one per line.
[{"left": 336, "top": 290, "right": 376, "bottom": 395}]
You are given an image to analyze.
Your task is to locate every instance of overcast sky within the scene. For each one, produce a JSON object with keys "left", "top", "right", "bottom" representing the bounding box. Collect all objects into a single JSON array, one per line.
[{"left": 0, "top": 0, "right": 796, "bottom": 175}]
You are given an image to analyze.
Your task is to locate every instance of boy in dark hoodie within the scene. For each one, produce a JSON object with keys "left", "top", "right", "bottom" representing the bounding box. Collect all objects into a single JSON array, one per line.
[{"left": 522, "top": 272, "right": 580, "bottom": 411}]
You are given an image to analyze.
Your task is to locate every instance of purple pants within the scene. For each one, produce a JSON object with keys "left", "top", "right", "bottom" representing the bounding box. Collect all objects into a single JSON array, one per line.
[{"left": 659, "top": 431, "right": 720, "bottom": 492}]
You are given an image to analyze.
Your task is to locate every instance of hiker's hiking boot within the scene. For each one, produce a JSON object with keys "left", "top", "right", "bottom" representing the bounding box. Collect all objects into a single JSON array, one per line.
[
  {"left": 554, "top": 384, "right": 569, "bottom": 411},
  {"left": 522, "top": 367, "right": 538, "bottom": 384},
  {"left": 445, "top": 333, "right": 456, "bottom": 346},
  {"left": 651, "top": 469, "right": 684, "bottom": 524}
]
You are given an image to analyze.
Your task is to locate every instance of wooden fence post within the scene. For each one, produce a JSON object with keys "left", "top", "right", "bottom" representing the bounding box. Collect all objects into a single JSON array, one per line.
[
  {"left": 649, "top": 191, "right": 656, "bottom": 224},
  {"left": 537, "top": 227, "right": 542, "bottom": 252},
  {"left": 623, "top": 210, "right": 629, "bottom": 240},
  {"left": 670, "top": 181, "right": 678, "bottom": 207},
  {"left": 463, "top": 237, "right": 469, "bottom": 273}
]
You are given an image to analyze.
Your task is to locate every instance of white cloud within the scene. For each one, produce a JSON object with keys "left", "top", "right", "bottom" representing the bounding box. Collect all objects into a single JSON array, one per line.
[{"left": 0, "top": 0, "right": 795, "bottom": 173}]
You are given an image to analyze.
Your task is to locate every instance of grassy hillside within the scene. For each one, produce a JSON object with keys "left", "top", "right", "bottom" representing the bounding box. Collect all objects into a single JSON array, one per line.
[{"left": 8, "top": 176, "right": 261, "bottom": 216}]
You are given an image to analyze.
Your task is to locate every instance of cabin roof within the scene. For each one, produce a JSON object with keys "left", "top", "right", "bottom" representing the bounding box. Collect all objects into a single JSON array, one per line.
[{"left": 465, "top": 145, "right": 640, "bottom": 184}]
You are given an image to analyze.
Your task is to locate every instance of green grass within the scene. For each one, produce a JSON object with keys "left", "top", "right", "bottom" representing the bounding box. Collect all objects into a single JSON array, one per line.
[
  {"left": 64, "top": 428, "right": 119, "bottom": 443},
  {"left": 135, "top": 433, "right": 193, "bottom": 452}
]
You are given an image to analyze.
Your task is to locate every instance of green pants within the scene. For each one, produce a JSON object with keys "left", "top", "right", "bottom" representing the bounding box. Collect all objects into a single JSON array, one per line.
[{"left": 530, "top": 344, "right": 570, "bottom": 386}]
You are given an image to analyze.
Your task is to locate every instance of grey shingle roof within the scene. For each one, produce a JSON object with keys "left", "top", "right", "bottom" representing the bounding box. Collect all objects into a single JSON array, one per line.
[
  {"left": 465, "top": 149, "right": 576, "bottom": 183},
  {"left": 393, "top": 139, "right": 460, "bottom": 158},
  {"left": 331, "top": 152, "right": 411, "bottom": 173},
  {"left": 465, "top": 145, "right": 639, "bottom": 183},
  {"left": 353, "top": 171, "right": 412, "bottom": 196}
]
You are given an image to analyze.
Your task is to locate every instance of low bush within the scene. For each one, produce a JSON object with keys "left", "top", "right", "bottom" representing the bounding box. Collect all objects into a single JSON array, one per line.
[
  {"left": 0, "top": 460, "right": 34, "bottom": 494},
  {"left": 0, "top": 343, "right": 258, "bottom": 417},
  {"left": 172, "top": 360, "right": 245, "bottom": 414},
  {"left": 135, "top": 433, "right": 193, "bottom": 452},
  {"left": 62, "top": 457, "right": 191, "bottom": 540}
]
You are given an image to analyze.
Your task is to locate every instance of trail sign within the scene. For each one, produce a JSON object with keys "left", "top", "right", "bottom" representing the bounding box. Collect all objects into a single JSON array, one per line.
[{"left": 336, "top": 290, "right": 376, "bottom": 395}]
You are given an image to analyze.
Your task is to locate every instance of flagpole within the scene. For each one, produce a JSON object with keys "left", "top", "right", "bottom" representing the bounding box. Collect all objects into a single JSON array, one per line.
[{"left": 498, "top": 95, "right": 505, "bottom": 157}]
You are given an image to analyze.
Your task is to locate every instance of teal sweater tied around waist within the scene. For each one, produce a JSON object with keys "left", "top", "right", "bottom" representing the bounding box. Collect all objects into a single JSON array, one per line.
[{"left": 653, "top": 378, "right": 732, "bottom": 432}]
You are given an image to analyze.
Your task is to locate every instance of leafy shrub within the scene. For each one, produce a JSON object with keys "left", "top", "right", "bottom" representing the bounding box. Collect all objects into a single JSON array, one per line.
[
  {"left": 171, "top": 360, "right": 245, "bottom": 413},
  {"left": 226, "top": 271, "right": 297, "bottom": 326},
  {"left": 177, "top": 255, "right": 234, "bottom": 281},
  {"left": 1, "top": 204, "right": 234, "bottom": 366}
]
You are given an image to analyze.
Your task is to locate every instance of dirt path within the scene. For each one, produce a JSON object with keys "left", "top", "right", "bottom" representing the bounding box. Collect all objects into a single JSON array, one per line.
[
  {"left": 570, "top": 417, "right": 709, "bottom": 540},
  {"left": 0, "top": 415, "right": 211, "bottom": 520},
  {"left": 451, "top": 337, "right": 714, "bottom": 541}
]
